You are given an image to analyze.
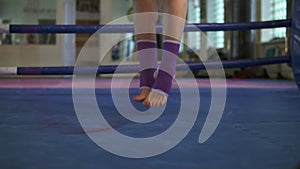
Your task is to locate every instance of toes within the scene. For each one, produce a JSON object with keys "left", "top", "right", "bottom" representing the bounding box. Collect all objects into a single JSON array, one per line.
[
  {"left": 133, "top": 96, "right": 144, "bottom": 102},
  {"left": 133, "top": 88, "right": 151, "bottom": 102},
  {"left": 143, "top": 91, "right": 168, "bottom": 107},
  {"left": 133, "top": 94, "right": 148, "bottom": 102},
  {"left": 143, "top": 100, "right": 151, "bottom": 106}
]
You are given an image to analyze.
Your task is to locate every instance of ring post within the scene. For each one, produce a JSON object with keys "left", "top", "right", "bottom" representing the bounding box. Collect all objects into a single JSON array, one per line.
[{"left": 291, "top": 0, "right": 300, "bottom": 90}]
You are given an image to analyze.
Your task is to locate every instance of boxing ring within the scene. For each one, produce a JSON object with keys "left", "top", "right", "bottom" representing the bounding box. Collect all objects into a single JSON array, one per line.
[{"left": 0, "top": 0, "right": 300, "bottom": 168}]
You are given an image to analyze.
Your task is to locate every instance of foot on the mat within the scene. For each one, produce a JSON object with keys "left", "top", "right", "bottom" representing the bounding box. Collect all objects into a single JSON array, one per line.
[
  {"left": 143, "top": 89, "right": 168, "bottom": 107},
  {"left": 134, "top": 68, "right": 157, "bottom": 102},
  {"left": 133, "top": 88, "right": 151, "bottom": 102},
  {"left": 143, "top": 69, "right": 172, "bottom": 107}
]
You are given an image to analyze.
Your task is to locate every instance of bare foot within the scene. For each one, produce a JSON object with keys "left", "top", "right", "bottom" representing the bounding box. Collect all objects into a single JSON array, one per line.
[
  {"left": 143, "top": 90, "right": 168, "bottom": 107},
  {"left": 133, "top": 88, "right": 151, "bottom": 102}
]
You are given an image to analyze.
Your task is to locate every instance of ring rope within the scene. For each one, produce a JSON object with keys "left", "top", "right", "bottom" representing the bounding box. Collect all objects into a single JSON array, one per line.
[
  {"left": 0, "top": 19, "right": 291, "bottom": 34},
  {"left": 0, "top": 56, "right": 290, "bottom": 75}
]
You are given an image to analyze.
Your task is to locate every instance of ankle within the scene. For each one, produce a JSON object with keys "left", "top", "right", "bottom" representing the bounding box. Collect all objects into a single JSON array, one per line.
[
  {"left": 152, "top": 69, "right": 173, "bottom": 95},
  {"left": 140, "top": 68, "right": 156, "bottom": 89}
]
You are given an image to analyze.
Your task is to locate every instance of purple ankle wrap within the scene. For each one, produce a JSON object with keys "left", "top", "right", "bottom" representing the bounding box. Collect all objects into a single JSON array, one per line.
[
  {"left": 137, "top": 40, "right": 157, "bottom": 88},
  {"left": 152, "top": 70, "right": 173, "bottom": 94},
  {"left": 152, "top": 41, "right": 180, "bottom": 94},
  {"left": 140, "top": 68, "right": 156, "bottom": 88}
]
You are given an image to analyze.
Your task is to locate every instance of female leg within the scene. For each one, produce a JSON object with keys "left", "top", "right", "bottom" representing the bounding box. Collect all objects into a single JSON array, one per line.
[
  {"left": 144, "top": 0, "right": 188, "bottom": 106},
  {"left": 132, "top": 0, "right": 158, "bottom": 102}
]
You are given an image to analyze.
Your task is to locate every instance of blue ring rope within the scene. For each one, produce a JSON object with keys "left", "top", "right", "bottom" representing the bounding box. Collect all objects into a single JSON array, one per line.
[
  {"left": 16, "top": 56, "right": 290, "bottom": 75},
  {"left": 8, "top": 19, "right": 292, "bottom": 34}
]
